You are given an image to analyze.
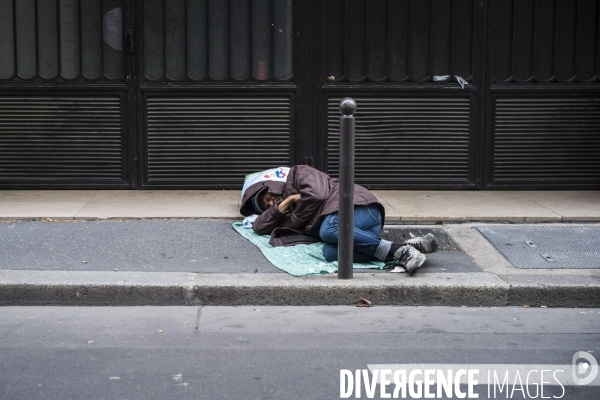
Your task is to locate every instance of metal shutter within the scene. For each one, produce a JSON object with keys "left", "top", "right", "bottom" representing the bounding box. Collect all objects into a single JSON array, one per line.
[
  {"left": 0, "top": 96, "right": 124, "bottom": 185},
  {"left": 327, "top": 97, "right": 472, "bottom": 187},
  {"left": 492, "top": 97, "right": 600, "bottom": 186},
  {"left": 145, "top": 96, "right": 291, "bottom": 188}
]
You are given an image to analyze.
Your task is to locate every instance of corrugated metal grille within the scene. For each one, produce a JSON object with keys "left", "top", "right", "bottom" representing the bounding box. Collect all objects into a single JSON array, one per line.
[
  {"left": 0, "top": 96, "right": 123, "bottom": 181},
  {"left": 146, "top": 96, "right": 290, "bottom": 186},
  {"left": 327, "top": 97, "right": 471, "bottom": 185},
  {"left": 493, "top": 98, "right": 600, "bottom": 184}
]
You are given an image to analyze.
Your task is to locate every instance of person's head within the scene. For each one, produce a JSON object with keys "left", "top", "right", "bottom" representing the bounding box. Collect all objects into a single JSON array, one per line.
[
  {"left": 252, "top": 188, "right": 282, "bottom": 214},
  {"left": 260, "top": 192, "right": 281, "bottom": 210}
]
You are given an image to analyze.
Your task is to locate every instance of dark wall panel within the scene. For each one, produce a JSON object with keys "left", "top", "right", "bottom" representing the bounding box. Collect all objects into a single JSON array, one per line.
[
  {"left": 532, "top": 0, "right": 555, "bottom": 82},
  {"left": 144, "top": 0, "right": 293, "bottom": 82},
  {"left": 387, "top": 0, "right": 409, "bottom": 82},
  {"left": 511, "top": 0, "right": 534, "bottom": 82},
  {"left": 492, "top": 0, "right": 514, "bottom": 82},
  {"left": 1, "top": 0, "right": 125, "bottom": 83},
  {"left": 325, "top": 0, "right": 475, "bottom": 84},
  {"left": 492, "top": 97, "right": 600, "bottom": 185},
  {"left": 493, "top": 0, "right": 600, "bottom": 84},
  {"left": 327, "top": 97, "right": 472, "bottom": 187},
  {"left": 0, "top": 96, "right": 125, "bottom": 183},
  {"left": 365, "top": 0, "right": 387, "bottom": 82},
  {"left": 451, "top": 0, "right": 474, "bottom": 80},
  {"left": 575, "top": 0, "right": 599, "bottom": 82},
  {"left": 344, "top": 0, "right": 366, "bottom": 82},
  {"left": 145, "top": 96, "right": 290, "bottom": 188},
  {"left": 325, "top": 0, "right": 345, "bottom": 81}
]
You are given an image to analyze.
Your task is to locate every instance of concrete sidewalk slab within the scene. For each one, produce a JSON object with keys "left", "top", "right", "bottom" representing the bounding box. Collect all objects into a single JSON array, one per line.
[
  {"left": 75, "top": 190, "right": 241, "bottom": 219},
  {"left": 522, "top": 191, "right": 600, "bottom": 222},
  {"left": 1, "top": 190, "right": 598, "bottom": 222},
  {"left": 0, "top": 202, "right": 88, "bottom": 219},
  {"left": 375, "top": 191, "right": 565, "bottom": 223},
  {"left": 0, "top": 190, "right": 97, "bottom": 203}
]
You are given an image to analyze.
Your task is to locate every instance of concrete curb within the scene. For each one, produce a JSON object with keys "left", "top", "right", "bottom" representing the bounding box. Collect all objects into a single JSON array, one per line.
[
  {"left": 0, "top": 270, "right": 190, "bottom": 306},
  {"left": 189, "top": 273, "right": 509, "bottom": 306},
  {"left": 500, "top": 274, "right": 600, "bottom": 308},
  {"left": 1, "top": 270, "right": 598, "bottom": 307}
]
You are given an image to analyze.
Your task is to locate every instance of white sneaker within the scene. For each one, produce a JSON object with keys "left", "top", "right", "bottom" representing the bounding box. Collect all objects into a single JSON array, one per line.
[
  {"left": 403, "top": 233, "right": 439, "bottom": 254},
  {"left": 393, "top": 245, "right": 426, "bottom": 276}
]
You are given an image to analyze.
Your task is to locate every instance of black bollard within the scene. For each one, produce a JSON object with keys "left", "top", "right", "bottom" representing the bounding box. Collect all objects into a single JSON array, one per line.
[{"left": 338, "top": 98, "right": 356, "bottom": 280}]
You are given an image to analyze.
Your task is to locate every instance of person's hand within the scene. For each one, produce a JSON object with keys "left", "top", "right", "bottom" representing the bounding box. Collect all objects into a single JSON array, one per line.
[
  {"left": 278, "top": 193, "right": 301, "bottom": 212},
  {"left": 279, "top": 214, "right": 294, "bottom": 229}
]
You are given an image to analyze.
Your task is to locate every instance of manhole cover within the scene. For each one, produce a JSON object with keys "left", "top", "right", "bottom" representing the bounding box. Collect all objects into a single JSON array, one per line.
[
  {"left": 476, "top": 226, "right": 600, "bottom": 269},
  {"left": 380, "top": 228, "right": 462, "bottom": 252}
]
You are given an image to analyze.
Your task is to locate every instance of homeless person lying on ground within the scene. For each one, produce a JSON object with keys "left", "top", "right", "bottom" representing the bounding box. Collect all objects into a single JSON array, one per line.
[{"left": 240, "top": 165, "right": 438, "bottom": 275}]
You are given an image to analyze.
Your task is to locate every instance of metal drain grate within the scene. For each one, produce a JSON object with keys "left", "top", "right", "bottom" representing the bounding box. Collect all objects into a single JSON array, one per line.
[
  {"left": 476, "top": 226, "right": 600, "bottom": 269},
  {"left": 380, "top": 228, "right": 462, "bottom": 252}
]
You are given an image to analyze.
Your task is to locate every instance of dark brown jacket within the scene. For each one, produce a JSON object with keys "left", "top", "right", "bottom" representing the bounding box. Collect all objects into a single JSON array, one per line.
[{"left": 240, "top": 165, "right": 385, "bottom": 247}]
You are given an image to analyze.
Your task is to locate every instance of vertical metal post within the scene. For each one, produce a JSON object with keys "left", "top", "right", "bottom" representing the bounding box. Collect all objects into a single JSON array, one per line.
[{"left": 338, "top": 97, "right": 356, "bottom": 280}]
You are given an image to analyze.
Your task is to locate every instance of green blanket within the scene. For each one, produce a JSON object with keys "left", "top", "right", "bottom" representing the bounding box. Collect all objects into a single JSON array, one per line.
[{"left": 232, "top": 222, "right": 386, "bottom": 276}]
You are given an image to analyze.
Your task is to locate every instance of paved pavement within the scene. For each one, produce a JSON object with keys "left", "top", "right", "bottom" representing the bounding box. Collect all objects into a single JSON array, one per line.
[
  {"left": 0, "top": 190, "right": 599, "bottom": 307},
  {"left": 1, "top": 190, "right": 599, "bottom": 223}
]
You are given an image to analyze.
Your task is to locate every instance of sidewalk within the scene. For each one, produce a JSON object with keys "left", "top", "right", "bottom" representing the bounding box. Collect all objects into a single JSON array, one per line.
[
  {"left": 0, "top": 190, "right": 599, "bottom": 308},
  {"left": 1, "top": 190, "right": 599, "bottom": 223}
]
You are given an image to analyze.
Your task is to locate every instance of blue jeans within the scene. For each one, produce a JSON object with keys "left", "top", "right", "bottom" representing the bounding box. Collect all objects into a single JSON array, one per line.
[{"left": 319, "top": 205, "right": 392, "bottom": 262}]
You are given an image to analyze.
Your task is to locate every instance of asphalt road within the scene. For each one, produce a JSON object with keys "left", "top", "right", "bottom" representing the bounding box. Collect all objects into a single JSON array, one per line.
[{"left": 1, "top": 306, "right": 598, "bottom": 399}]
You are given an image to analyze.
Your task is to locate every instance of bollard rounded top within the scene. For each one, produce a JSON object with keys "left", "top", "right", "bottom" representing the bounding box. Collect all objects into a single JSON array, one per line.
[{"left": 339, "top": 97, "right": 357, "bottom": 116}]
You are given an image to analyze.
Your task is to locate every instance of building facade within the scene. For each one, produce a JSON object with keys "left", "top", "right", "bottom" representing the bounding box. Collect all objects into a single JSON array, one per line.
[{"left": 1, "top": 0, "right": 599, "bottom": 189}]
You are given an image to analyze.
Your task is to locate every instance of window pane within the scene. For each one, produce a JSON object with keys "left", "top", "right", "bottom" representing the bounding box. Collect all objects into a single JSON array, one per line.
[
  {"left": 408, "top": 0, "right": 430, "bottom": 82},
  {"left": 345, "top": 0, "right": 365, "bottom": 82},
  {"left": 59, "top": 0, "right": 80, "bottom": 79},
  {"left": 103, "top": 1, "right": 123, "bottom": 80},
  {"left": 273, "top": 0, "right": 292, "bottom": 80},
  {"left": 512, "top": 0, "right": 535, "bottom": 81},
  {"left": 0, "top": 0, "right": 15, "bottom": 79},
  {"left": 166, "top": 0, "right": 186, "bottom": 80},
  {"left": 325, "top": 0, "right": 344, "bottom": 81},
  {"left": 38, "top": 0, "right": 59, "bottom": 79},
  {"left": 574, "top": 0, "right": 598, "bottom": 81},
  {"left": 365, "top": 0, "right": 387, "bottom": 81},
  {"left": 554, "top": 0, "right": 577, "bottom": 82},
  {"left": 388, "top": 0, "right": 409, "bottom": 81},
  {"left": 188, "top": 0, "right": 208, "bottom": 80},
  {"left": 451, "top": 0, "right": 473, "bottom": 80},
  {"left": 493, "top": 0, "right": 513, "bottom": 81},
  {"left": 208, "top": 0, "right": 228, "bottom": 80},
  {"left": 533, "top": 0, "right": 555, "bottom": 82},
  {"left": 252, "top": 0, "right": 272, "bottom": 80},
  {"left": 430, "top": 0, "right": 452, "bottom": 77},
  {"left": 81, "top": 0, "right": 102, "bottom": 79},
  {"left": 145, "top": 0, "right": 165, "bottom": 80},
  {"left": 16, "top": 0, "right": 36, "bottom": 79},
  {"left": 230, "top": 0, "right": 251, "bottom": 80}
]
